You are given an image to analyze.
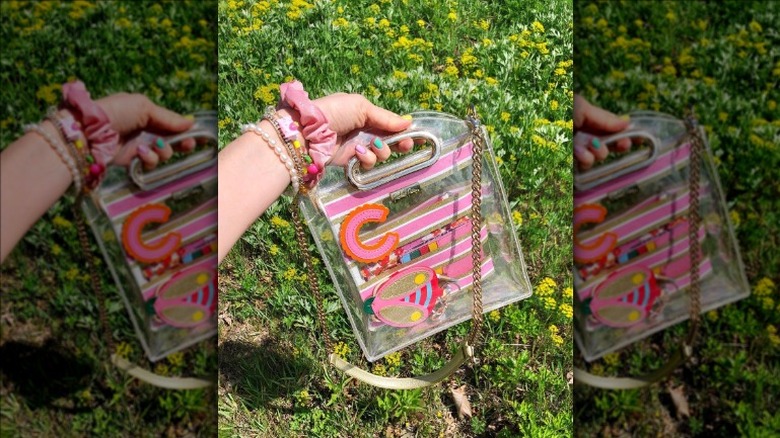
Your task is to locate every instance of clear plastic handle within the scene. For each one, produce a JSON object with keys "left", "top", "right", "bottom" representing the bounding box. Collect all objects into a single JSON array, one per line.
[
  {"left": 574, "top": 129, "right": 661, "bottom": 192},
  {"left": 129, "top": 111, "right": 217, "bottom": 191},
  {"left": 345, "top": 130, "right": 442, "bottom": 191}
]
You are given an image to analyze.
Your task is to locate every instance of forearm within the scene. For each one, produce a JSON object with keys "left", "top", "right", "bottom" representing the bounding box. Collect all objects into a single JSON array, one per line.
[
  {"left": 217, "top": 118, "right": 294, "bottom": 263},
  {"left": 0, "top": 121, "right": 73, "bottom": 262}
]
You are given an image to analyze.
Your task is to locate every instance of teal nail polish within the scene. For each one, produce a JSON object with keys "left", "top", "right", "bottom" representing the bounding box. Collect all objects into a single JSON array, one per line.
[
  {"left": 373, "top": 137, "right": 383, "bottom": 149},
  {"left": 591, "top": 138, "right": 601, "bottom": 149},
  {"left": 156, "top": 137, "right": 165, "bottom": 149}
]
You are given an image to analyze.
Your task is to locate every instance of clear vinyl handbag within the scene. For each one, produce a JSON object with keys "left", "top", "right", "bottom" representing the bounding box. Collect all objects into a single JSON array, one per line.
[
  {"left": 79, "top": 111, "right": 218, "bottom": 388},
  {"left": 573, "top": 111, "right": 750, "bottom": 388},
  {"left": 292, "top": 109, "right": 533, "bottom": 389}
]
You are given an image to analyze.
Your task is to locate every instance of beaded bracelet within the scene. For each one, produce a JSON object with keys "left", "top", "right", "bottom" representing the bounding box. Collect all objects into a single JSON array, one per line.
[
  {"left": 240, "top": 121, "right": 301, "bottom": 193},
  {"left": 24, "top": 123, "right": 83, "bottom": 194},
  {"left": 263, "top": 109, "right": 316, "bottom": 183},
  {"left": 46, "top": 108, "right": 101, "bottom": 191}
]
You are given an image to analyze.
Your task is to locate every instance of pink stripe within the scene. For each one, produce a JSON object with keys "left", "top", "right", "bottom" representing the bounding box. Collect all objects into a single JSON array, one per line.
[
  {"left": 577, "top": 226, "right": 705, "bottom": 299},
  {"left": 143, "top": 208, "right": 217, "bottom": 247},
  {"left": 142, "top": 254, "right": 217, "bottom": 300},
  {"left": 105, "top": 167, "right": 217, "bottom": 217},
  {"left": 324, "top": 145, "right": 473, "bottom": 217},
  {"left": 667, "top": 258, "right": 713, "bottom": 290},
  {"left": 579, "top": 191, "right": 691, "bottom": 247},
  {"left": 576, "top": 143, "right": 691, "bottom": 205},
  {"left": 359, "top": 227, "right": 488, "bottom": 299},
  {"left": 361, "top": 190, "right": 473, "bottom": 246}
]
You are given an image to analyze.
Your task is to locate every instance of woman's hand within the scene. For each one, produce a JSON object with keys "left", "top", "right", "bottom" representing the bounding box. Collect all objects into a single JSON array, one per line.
[
  {"left": 574, "top": 94, "right": 631, "bottom": 170},
  {"left": 95, "top": 93, "right": 196, "bottom": 169},
  {"left": 304, "top": 93, "right": 413, "bottom": 169}
]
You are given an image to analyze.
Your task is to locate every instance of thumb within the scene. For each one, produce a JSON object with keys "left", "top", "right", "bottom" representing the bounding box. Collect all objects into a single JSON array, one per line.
[{"left": 363, "top": 101, "right": 412, "bottom": 133}]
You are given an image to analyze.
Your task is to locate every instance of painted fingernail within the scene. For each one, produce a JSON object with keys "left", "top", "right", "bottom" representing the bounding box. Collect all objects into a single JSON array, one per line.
[
  {"left": 356, "top": 144, "right": 367, "bottom": 154},
  {"left": 591, "top": 138, "right": 601, "bottom": 149},
  {"left": 401, "top": 114, "right": 413, "bottom": 120},
  {"left": 138, "top": 144, "right": 151, "bottom": 156},
  {"left": 155, "top": 137, "right": 166, "bottom": 149},
  {"left": 373, "top": 137, "right": 384, "bottom": 149}
]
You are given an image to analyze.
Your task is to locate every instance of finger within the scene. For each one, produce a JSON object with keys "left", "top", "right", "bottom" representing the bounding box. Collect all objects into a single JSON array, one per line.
[
  {"left": 362, "top": 100, "right": 412, "bottom": 133},
  {"left": 574, "top": 95, "right": 630, "bottom": 134},
  {"left": 369, "top": 136, "right": 392, "bottom": 162},
  {"left": 174, "top": 137, "right": 197, "bottom": 153},
  {"left": 137, "top": 143, "right": 160, "bottom": 169},
  {"left": 144, "top": 100, "right": 194, "bottom": 134},
  {"left": 613, "top": 138, "right": 632, "bottom": 152},
  {"left": 588, "top": 136, "right": 609, "bottom": 162},
  {"left": 392, "top": 138, "right": 415, "bottom": 153},
  {"left": 574, "top": 132, "right": 603, "bottom": 170},
  {"left": 152, "top": 136, "right": 174, "bottom": 162},
  {"left": 575, "top": 143, "right": 595, "bottom": 170},
  {"left": 355, "top": 143, "right": 377, "bottom": 170}
]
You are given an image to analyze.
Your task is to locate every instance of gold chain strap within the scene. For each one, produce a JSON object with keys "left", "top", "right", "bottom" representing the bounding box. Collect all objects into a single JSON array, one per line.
[
  {"left": 683, "top": 112, "right": 703, "bottom": 354},
  {"left": 466, "top": 107, "right": 485, "bottom": 348},
  {"left": 74, "top": 194, "right": 116, "bottom": 355}
]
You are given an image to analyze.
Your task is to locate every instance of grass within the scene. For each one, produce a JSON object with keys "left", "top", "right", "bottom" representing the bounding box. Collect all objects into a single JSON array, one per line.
[
  {"left": 574, "top": 1, "right": 780, "bottom": 436},
  {"left": 1, "top": 1, "right": 218, "bottom": 436},
  {"left": 218, "top": 0, "right": 574, "bottom": 436}
]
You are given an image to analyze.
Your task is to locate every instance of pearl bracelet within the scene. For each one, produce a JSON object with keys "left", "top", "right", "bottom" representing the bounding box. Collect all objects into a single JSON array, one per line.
[
  {"left": 240, "top": 122, "right": 300, "bottom": 193},
  {"left": 24, "top": 123, "right": 83, "bottom": 194}
]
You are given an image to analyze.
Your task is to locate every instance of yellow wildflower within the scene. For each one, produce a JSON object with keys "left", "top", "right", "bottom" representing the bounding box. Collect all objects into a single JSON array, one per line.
[
  {"left": 384, "top": 351, "right": 402, "bottom": 367},
  {"left": 254, "top": 84, "right": 277, "bottom": 105},
  {"left": 550, "top": 100, "right": 559, "bottom": 111},
  {"left": 532, "top": 21, "right": 545, "bottom": 33},
  {"left": 270, "top": 216, "right": 289, "bottom": 228},
  {"left": 559, "top": 303, "right": 573, "bottom": 319},
  {"left": 282, "top": 267, "right": 298, "bottom": 280},
  {"left": 332, "top": 17, "right": 350, "bottom": 28},
  {"left": 373, "top": 364, "right": 387, "bottom": 376},
  {"left": 333, "top": 341, "right": 351, "bottom": 357},
  {"left": 729, "top": 210, "right": 740, "bottom": 227},
  {"left": 488, "top": 310, "right": 500, "bottom": 322},
  {"left": 269, "top": 244, "right": 280, "bottom": 256},
  {"left": 53, "top": 215, "right": 72, "bottom": 229},
  {"left": 603, "top": 352, "right": 620, "bottom": 366},
  {"left": 393, "top": 70, "right": 408, "bottom": 80},
  {"left": 447, "top": 11, "right": 457, "bottom": 22},
  {"left": 749, "top": 21, "right": 762, "bottom": 33},
  {"left": 115, "top": 341, "right": 133, "bottom": 359},
  {"left": 167, "top": 352, "right": 184, "bottom": 367},
  {"left": 754, "top": 278, "right": 775, "bottom": 296}
]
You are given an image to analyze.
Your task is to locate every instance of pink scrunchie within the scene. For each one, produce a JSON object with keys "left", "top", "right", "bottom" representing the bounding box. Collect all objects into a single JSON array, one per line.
[
  {"left": 279, "top": 80, "right": 337, "bottom": 171},
  {"left": 62, "top": 80, "right": 120, "bottom": 166}
]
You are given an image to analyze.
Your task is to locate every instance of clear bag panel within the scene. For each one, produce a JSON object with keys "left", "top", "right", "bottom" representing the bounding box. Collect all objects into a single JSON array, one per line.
[
  {"left": 301, "top": 111, "right": 533, "bottom": 361},
  {"left": 82, "top": 112, "right": 218, "bottom": 361},
  {"left": 573, "top": 111, "right": 750, "bottom": 361}
]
